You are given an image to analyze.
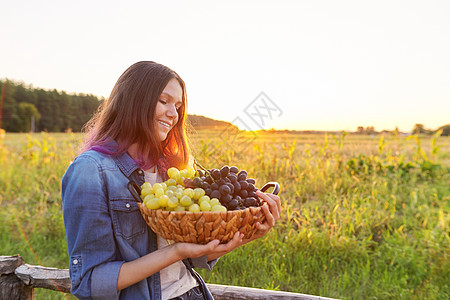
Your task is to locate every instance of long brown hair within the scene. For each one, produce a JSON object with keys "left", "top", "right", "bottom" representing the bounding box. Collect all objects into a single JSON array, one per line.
[{"left": 81, "top": 61, "right": 189, "bottom": 171}]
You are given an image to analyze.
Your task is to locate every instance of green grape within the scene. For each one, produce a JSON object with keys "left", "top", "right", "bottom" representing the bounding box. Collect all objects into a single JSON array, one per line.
[
  {"left": 154, "top": 188, "right": 165, "bottom": 198},
  {"left": 193, "top": 188, "right": 205, "bottom": 200},
  {"left": 174, "top": 189, "right": 183, "bottom": 199},
  {"left": 143, "top": 194, "right": 155, "bottom": 203},
  {"left": 198, "top": 195, "right": 210, "bottom": 205},
  {"left": 211, "top": 204, "right": 227, "bottom": 212},
  {"left": 186, "top": 166, "right": 196, "bottom": 178},
  {"left": 174, "top": 205, "right": 185, "bottom": 211},
  {"left": 141, "top": 187, "right": 153, "bottom": 197},
  {"left": 167, "top": 167, "right": 181, "bottom": 180},
  {"left": 165, "top": 190, "right": 175, "bottom": 198},
  {"left": 160, "top": 182, "right": 167, "bottom": 191},
  {"left": 152, "top": 183, "right": 163, "bottom": 193},
  {"left": 167, "top": 197, "right": 178, "bottom": 208},
  {"left": 141, "top": 182, "right": 151, "bottom": 190},
  {"left": 166, "top": 178, "right": 177, "bottom": 186},
  {"left": 180, "top": 169, "right": 188, "bottom": 179},
  {"left": 167, "top": 185, "right": 177, "bottom": 192},
  {"left": 200, "top": 201, "right": 211, "bottom": 211},
  {"left": 146, "top": 197, "right": 160, "bottom": 209},
  {"left": 180, "top": 195, "right": 192, "bottom": 207},
  {"left": 158, "top": 194, "right": 169, "bottom": 207},
  {"left": 183, "top": 188, "right": 194, "bottom": 198},
  {"left": 188, "top": 203, "right": 200, "bottom": 212},
  {"left": 210, "top": 198, "right": 220, "bottom": 206}
]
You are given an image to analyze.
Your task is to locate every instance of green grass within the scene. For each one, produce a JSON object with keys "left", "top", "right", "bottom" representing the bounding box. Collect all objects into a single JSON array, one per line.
[{"left": 1, "top": 131, "right": 449, "bottom": 299}]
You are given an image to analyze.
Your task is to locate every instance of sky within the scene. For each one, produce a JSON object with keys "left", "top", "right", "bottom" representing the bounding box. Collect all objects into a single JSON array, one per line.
[{"left": 1, "top": 0, "right": 449, "bottom": 132}]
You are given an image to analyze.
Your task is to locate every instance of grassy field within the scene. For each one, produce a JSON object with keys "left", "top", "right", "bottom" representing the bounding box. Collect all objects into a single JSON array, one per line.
[{"left": 0, "top": 130, "right": 449, "bottom": 299}]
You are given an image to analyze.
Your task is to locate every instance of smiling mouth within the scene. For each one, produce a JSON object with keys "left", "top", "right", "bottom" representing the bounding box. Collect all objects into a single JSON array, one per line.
[{"left": 158, "top": 121, "right": 171, "bottom": 129}]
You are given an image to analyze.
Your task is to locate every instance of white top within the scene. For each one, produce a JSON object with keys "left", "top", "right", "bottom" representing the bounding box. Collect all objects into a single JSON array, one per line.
[{"left": 144, "top": 169, "right": 198, "bottom": 300}]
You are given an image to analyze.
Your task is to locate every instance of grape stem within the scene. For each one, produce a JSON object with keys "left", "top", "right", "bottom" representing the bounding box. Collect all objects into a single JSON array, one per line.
[
  {"left": 193, "top": 159, "right": 210, "bottom": 175},
  {"left": 193, "top": 159, "right": 215, "bottom": 182}
]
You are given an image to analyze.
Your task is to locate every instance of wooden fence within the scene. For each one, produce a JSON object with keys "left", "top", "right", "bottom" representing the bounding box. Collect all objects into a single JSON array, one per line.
[{"left": 0, "top": 255, "right": 338, "bottom": 300}]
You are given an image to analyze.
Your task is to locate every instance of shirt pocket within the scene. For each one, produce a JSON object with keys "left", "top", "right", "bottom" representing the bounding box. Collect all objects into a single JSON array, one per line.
[{"left": 110, "top": 199, "right": 146, "bottom": 240}]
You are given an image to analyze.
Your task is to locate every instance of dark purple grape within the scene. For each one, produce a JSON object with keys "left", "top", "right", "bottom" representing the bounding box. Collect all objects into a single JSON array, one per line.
[
  {"left": 226, "top": 183, "right": 234, "bottom": 194},
  {"left": 246, "top": 178, "right": 256, "bottom": 185},
  {"left": 233, "top": 182, "right": 241, "bottom": 193},
  {"left": 193, "top": 177, "right": 202, "bottom": 187},
  {"left": 211, "top": 169, "right": 221, "bottom": 180},
  {"left": 201, "top": 182, "right": 210, "bottom": 190},
  {"left": 221, "top": 194, "right": 232, "bottom": 204},
  {"left": 211, "top": 182, "right": 219, "bottom": 190},
  {"left": 211, "top": 190, "right": 221, "bottom": 199},
  {"left": 248, "top": 190, "right": 257, "bottom": 198},
  {"left": 238, "top": 170, "right": 247, "bottom": 177},
  {"left": 239, "top": 180, "right": 248, "bottom": 190},
  {"left": 201, "top": 176, "right": 206, "bottom": 181},
  {"left": 205, "top": 188, "right": 212, "bottom": 196},
  {"left": 230, "top": 166, "right": 239, "bottom": 174},
  {"left": 247, "top": 183, "right": 256, "bottom": 191},
  {"left": 223, "top": 177, "right": 231, "bottom": 184},
  {"left": 216, "top": 179, "right": 225, "bottom": 186},
  {"left": 238, "top": 173, "right": 247, "bottom": 181},
  {"left": 219, "top": 185, "right": 231, "bottom": 195},
  {"left": 205, "top": 176, "right": 213, "bottom": 184},
  {"left": 220, "top": 166, "right": 230, "bottom": 178},
  {"left": 240, "top": 190, "right": 248, "bottom": 198},
  {"left": 227, "top": 199, "right": 238, "bottom": 210},
  {"left": 227, "top": 173, "right": 237, "bottom": 183},
  {"left": 197, "top": 170, "right": 204, "bottom": 177},
  {"left": 244, "top": 197, "right": 257, "bottom": 207}
]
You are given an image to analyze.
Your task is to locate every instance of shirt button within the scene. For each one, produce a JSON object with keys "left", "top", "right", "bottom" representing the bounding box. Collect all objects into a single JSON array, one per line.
[
  {"left": 138, "top": 170, "right": 143, "bottom": 175},
  {"left": 73, "top": 259, "right": 78, "bottom": 265},
  {"left": 126, "top": 203, "right": 130, "bottom": 208}
]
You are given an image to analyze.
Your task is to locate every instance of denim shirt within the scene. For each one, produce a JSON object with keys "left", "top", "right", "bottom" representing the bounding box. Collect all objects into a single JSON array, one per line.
[{"left": 62, "top": 149, "right": 216, "bottom": 299}]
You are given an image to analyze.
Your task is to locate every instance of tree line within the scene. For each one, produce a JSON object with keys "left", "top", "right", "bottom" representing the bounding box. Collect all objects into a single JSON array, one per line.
[
  {"left": 1, "top": 79, "right": 448, "bottom": 135},
  {"left": 0, "top": 79, "right": 101, "bottom": 132}
]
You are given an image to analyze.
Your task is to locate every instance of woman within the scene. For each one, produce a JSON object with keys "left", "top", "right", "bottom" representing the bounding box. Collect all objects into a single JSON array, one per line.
[{"left": 62, "top": 61, "right": 281, "bottom": 300}]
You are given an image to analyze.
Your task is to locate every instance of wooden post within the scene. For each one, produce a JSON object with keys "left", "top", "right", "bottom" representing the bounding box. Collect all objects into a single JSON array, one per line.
[{"left": 0, "top": 256, "right": 33, "bottom": 300}]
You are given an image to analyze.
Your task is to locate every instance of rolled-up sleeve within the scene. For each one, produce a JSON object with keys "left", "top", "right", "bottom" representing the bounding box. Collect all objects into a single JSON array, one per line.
[
  {"left": 62, "top": 156, "right": 124, "bottom": 299},
  {"left": 190, "top": 256, "right": 219, "bottom": 271}
]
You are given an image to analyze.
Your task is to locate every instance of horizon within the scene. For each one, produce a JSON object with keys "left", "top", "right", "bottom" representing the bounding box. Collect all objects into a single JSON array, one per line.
[
  {"left": 1, "top": 78, "right": 447, "bottom": 133},
  {"left": 1, "top": 1, "right": 449, "bottom": 132}
]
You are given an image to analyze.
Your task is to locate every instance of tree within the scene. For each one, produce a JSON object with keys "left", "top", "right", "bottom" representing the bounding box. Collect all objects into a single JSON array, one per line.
[
  {"left": 16, "top": 102, "right": 41, "bottom": 132},
  {"left": 437, "top": 124, "right": 450, "bottom": 136},
  {"left": 356, "top": 126, "right": 364, "bottom": 134},
  {"left": 412, "top": 124, "right": 426, "bottom": 134}
]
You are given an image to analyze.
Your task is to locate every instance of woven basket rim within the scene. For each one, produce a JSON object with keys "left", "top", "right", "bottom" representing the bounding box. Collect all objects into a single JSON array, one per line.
[{"left": 138, "top": 204, "right": 261, "bottom": 213}]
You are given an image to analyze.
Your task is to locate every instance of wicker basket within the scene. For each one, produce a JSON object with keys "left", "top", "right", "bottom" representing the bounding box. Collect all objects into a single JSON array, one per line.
[{"left": 138, "top": 203, "right": 266, "bottom": 244}]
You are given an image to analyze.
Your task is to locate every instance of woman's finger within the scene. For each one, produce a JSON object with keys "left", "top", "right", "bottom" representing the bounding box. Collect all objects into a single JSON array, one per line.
[
  {"left": 214, "top": 231, "right": 243, "bottom": 253},
  {"left": 261, "top": 203, "right": 275, "bottom": 227},
  {"left": 257, "top": 191, "right": 280, "bottom": 221}
]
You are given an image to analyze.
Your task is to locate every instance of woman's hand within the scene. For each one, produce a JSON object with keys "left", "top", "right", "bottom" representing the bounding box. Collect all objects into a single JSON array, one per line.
[
  {"left": 174, "top": 231, "right": 245, "bottom": 261},
  {"left": 243, "top": 190, "right": 281, "bottom": 243},
  {"left": 175, "top": 190, "right": 281, "bottom": 261}
]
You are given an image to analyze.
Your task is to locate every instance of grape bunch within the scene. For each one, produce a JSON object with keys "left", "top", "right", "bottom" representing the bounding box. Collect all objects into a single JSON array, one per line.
[
  {"left": 185, "top": 165, "right": 261, "bottom": 211},
  {"left": 141, "top": 166, "right": 227, "bottom": 212}
]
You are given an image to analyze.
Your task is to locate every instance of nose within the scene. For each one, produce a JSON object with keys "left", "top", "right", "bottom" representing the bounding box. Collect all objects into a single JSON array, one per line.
[{"left": 166, "top": 104, "right": 178, "bottom": 119}]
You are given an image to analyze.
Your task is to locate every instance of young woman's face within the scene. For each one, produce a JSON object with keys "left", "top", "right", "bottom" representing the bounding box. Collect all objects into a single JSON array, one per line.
[{"left": 154, "top": 78, "right": 183, "bottom": 142}]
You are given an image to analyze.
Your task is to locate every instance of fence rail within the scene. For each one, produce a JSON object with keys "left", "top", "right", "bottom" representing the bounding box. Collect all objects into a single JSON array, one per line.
[{"left": 0, "top": 255, "right": 338, "bottom": 300}]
